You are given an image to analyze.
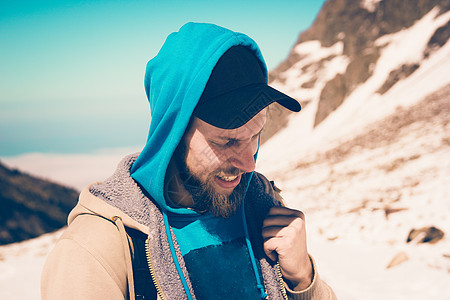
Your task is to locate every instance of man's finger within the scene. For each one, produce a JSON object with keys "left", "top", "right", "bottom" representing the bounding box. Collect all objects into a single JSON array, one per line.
[
  {"left": 263, "top": 214, "right": 300, "bottom": 228},
  {"left": 262, "top": 223, "right": 299, "bottom": 240},
  {"left": 267, "top": 206, "right": 305, "bottom": 220},
  {"left": 263, "top": 246, "right": 278, "bottom": 262}
]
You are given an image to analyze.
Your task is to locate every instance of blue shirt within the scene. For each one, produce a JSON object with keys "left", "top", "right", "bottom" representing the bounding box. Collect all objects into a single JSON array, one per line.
[{"left": 169, "top": 209, "right": 262, "bottom": 299}]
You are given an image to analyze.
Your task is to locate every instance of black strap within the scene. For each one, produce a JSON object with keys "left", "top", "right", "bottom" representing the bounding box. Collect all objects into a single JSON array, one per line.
[{"left": 126, "top": 228, "right": 158, "bottom": 300}]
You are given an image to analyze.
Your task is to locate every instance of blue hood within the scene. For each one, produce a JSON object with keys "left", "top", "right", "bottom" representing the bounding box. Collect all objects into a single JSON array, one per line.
[{"left": 130, "top": 22, "right": 269, "bottom": 213}]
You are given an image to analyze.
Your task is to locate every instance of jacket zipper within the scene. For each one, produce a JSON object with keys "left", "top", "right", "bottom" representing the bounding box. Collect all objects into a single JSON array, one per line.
[
  {"left": 276, "top": 263, "right": 288, "bottom": 300},
  {"left": 145, "top": 237, "right": 167, "bottom": 300}
]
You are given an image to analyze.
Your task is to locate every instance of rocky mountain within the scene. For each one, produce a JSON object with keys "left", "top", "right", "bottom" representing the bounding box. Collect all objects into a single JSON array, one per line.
[
  {"left": 0, "top": 161, "right": 78, "bottom": 245},
  {"left": 262, "top": 0, "right": 449, "bottom": 142}
]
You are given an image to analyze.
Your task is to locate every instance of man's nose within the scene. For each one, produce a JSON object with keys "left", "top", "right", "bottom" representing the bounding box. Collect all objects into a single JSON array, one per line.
[{"left": 228, "top": 141, "right": 257, "bottom": 173}]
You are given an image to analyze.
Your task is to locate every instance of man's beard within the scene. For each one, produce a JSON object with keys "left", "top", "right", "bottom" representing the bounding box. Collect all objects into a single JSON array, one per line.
[{"left": 174, "top": 145, "right": 247, "bottom": 218}]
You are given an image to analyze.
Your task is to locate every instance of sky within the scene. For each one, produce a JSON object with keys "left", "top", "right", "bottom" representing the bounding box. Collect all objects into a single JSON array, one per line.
[{"left": 0, "top": 0, "right": 327, "bottom": 156}]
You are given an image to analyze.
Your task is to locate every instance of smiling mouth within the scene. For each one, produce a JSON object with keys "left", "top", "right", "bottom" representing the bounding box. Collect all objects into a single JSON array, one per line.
[{"left": 216, "top": 171, "right": 240, "bottom": 182}]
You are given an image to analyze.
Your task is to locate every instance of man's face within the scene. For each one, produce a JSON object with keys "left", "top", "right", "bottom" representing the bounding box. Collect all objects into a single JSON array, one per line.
[{"left": 176, "top": 109, "right": 267, "bottom": 218}]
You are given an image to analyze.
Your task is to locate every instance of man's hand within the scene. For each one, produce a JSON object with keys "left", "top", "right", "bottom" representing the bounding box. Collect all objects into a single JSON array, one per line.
[{"left": 262, "top": 207, "right": 313, "bottom": 291}]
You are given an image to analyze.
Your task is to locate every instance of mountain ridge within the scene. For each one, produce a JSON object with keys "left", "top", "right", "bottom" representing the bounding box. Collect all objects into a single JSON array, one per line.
[
  {"left": 0, "top": 161, "right": 78, "bottom": 245},
  {"left": 262, "top": 0, "right": 449, "bottom": 142}
]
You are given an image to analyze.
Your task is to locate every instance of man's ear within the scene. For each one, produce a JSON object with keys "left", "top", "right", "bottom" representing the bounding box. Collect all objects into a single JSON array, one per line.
[{"left": 174, "top": 116, "right": 195, "bottom": 160}]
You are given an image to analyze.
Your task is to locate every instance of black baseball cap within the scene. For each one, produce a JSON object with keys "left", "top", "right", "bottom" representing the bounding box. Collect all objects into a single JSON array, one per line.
[{"left": 193, "top": 45, "right": 301, "bottom": 129}]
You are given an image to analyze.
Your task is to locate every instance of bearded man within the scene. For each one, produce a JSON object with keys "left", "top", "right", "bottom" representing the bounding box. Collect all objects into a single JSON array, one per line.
[{"left": 41, "top": 22, "right": 336, "bottom": 300}]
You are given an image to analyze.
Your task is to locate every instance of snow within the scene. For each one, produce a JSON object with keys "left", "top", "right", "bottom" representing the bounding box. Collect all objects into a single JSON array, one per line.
[
  {"left": 1, "top": 5, "right": 450, "bottom": 300},
  {"left": 293, "top": 41, "right": 345, "bottom": 62},
  {"left": 0, "top": 230, "right": 64, "bottom": 300},
  {"left": 310, "top": 240, "right": 450, "bottom": 300}
]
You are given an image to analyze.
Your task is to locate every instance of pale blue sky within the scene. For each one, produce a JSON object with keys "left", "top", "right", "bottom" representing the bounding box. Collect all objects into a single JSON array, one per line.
[{"left": 0, "top": 0, "right": 326, "bottom": 156}]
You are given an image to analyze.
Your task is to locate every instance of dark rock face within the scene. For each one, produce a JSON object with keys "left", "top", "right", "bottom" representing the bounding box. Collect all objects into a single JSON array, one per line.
[
  {"left": 315, "top": 74, "right": 347, "bottom": 127},
  {"left": 297, "top": 0, "right": 445, "bottom": 55},
  {"left": 377, "top": 63, "right": 420, "bottom": 94},
  {"left": 0, "top": 162, "right": 79, "bottom": 245},
  {"left": 407, "top": 226, "right": 445, "bottom": 244},
  {"left": 424, "top": 20, "right": 450, "bottom": 57}
]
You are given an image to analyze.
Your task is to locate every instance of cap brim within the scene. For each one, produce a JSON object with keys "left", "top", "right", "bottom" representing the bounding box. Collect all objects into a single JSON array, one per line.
[{"left": 194, "top": 83, "right": 301, "bottom": 129}]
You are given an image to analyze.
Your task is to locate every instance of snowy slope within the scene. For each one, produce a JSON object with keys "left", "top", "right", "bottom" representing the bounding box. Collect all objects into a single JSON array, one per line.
[
  {"left": 0, "top": 230, "right": 63, "bottom": 300},
  {"left": 258, "top": 7, "right": 450, "bottom": 300}
]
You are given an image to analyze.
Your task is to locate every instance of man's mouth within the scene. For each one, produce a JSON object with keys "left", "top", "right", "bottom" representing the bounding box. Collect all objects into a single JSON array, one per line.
[
  {"left": 214, "top": 171, "right": 242, "bottom": 189},
  {"left": 216, "top": 171, "right": 239, "bottom": 182}
]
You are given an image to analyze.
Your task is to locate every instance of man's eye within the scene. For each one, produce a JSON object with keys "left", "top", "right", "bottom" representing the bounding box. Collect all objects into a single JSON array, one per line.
[
  {"left": 211, "top": 140, "right": 236, "bottom": 148},
  {"left": 224, "top": 140, "right": 236, "bottom": 147}
]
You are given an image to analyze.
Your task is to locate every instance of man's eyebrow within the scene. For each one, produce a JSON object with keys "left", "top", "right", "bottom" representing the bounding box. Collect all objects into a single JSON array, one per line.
[{"left": 215, "top": 128, "right": 263, "bottom": 141}]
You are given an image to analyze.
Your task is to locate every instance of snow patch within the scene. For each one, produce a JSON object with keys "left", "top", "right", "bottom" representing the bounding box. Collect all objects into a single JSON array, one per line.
[{"left": 0, "top": 230, "right": 64, "bottom": 300}]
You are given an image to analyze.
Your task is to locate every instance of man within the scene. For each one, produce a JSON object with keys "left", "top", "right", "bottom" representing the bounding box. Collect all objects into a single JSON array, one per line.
[{"left": 41, "top": 22, "right": 336, "bottom": 299}]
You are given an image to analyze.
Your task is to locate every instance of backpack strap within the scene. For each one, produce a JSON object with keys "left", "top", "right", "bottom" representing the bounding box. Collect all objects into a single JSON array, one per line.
[{"left": 126, "top": 227, "right": 158, "bottom": 300}]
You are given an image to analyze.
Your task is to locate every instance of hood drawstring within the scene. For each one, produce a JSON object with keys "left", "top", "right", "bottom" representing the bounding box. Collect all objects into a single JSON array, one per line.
[
  {"left": 242, "top": 172, "right": 268, "bottom": 299},
  {"left": 162, "top": 211, "right": 194, "bottom": 300},
  {"left": 162, "top": 194, "right": 267, "bottom": 300},
  {"left": 242, "top": 136, "right": 267, "bottom": 299},
  {"left": 113, "top": 215, "right": 136, "bottom": 300}
]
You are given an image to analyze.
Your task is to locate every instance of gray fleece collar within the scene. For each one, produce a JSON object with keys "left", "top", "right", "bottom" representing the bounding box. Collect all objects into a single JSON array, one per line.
[{"left": 89, "top": 153, "right": 155, "bottom": 227}]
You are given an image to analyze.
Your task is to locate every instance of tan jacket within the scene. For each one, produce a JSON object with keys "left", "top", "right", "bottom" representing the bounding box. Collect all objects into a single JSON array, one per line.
[{"left": 41, "top": 154, "right": 336, "bottom": 300}]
